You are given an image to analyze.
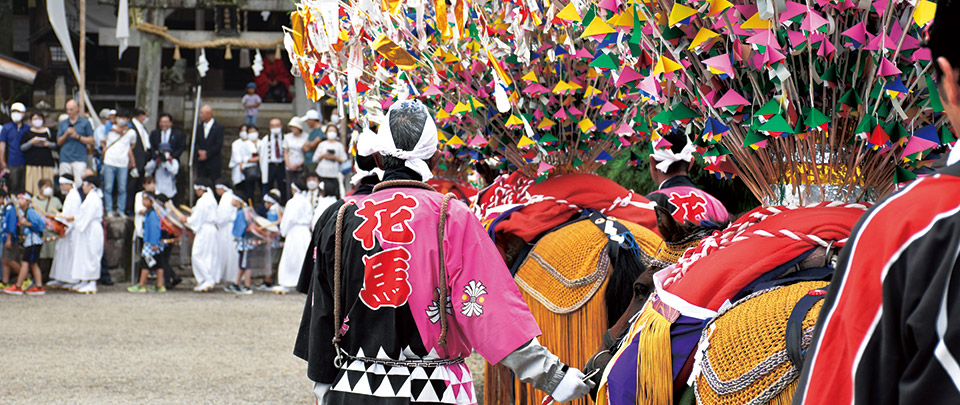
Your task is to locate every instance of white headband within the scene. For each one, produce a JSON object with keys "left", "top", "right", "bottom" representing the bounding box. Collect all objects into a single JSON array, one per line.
[
  {"left": 194, "top": 185, "right": 211, "bottom": 192},
  {"left": 82, "top": 181, "right": 96, "bottom": 189},
  {"left": 352, "top": 163, "right": 384, "bottom": 185},
  {"left": 59, "top": 177, "right": 74, "bottom": 185},
  {"left": 369, "top": 100, "right": 438, "bottom": 181},
  {"left": 264, "top": 194, "right": 278, "bottom": 204},
  {"left": 215, "top": 184, "right": 230, "bottom": 191},
  {"left": 651, "top": 142, "right": 697, "bottom": 173},
  {"left": 231, "top": 194, "right": 244, "bottom": 203}
]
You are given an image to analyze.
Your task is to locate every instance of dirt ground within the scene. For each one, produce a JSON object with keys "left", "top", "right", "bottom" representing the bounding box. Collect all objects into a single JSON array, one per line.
[{"left": 0, "top": 284, "right": 487, "bottom": 404}]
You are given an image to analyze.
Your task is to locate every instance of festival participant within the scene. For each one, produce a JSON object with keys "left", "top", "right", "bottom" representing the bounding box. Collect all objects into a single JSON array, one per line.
[
  {"left": 232, "top": 125, "right": 261, "bottom": 204},
  {"left": 294, "top": 100, "right": 592, "bottom": 404},
  {"left": 153, "top": 194, "right": 180, "bottom": 288},
  {"left": 274, "top": 178, "right": 311, "bottom": 294},
  {"left": 227, "top": 192, "right": 254, "bottom": 295},
  {"left": 127, "top": 192, "right": 166, "bottom": 293},
  {"left": 2, "top": 192, "right": 46, "bottom": 295},
  {"left": 215, "top": 179, "right": 239, "bottom": 287},
  {"left": 305, "top": 172, "right": 335, "bottom": 218},
  {"left": 794, "top": 5, "right": 960, "bottom": 403},
  {"left": 70, "top": 176, "right": 104, "bottom": 294},
  {"left": 46, "top": 175, "right": 79, "bottom": 290},
  {"left": 133, "top": 176, "right": 156, "bottom": 247},
  {"left": 646, "top": 131, "right": 729, "bottom": 225},
  {"left": 256, "top": 188, "right": 282, "bottom": 290},
  {"left": 187, "top": 178, "right": 219, "bottom": 292}
]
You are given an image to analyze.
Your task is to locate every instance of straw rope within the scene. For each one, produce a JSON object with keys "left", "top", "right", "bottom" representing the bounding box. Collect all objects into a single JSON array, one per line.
[{"left": 136, "top": 22, "right": 283, "bottom": 49}]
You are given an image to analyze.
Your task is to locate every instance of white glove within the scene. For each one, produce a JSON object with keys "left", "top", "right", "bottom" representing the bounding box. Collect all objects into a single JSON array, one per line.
[
  {"left": 312, "top": 382, "right": 331, "bottom": 404},
  {"left": 550, "top": 368, "right": 594, "bottom": 403}
]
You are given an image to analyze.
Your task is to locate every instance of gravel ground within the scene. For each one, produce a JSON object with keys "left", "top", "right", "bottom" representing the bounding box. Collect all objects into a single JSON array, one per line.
[{"left": 0, "top": 284, "right": 488, "bottom": 404}]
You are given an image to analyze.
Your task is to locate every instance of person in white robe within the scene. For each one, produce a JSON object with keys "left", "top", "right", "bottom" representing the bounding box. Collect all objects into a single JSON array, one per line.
[
  {"left": 228, "top": 126, "right": 248, "bottom": 187},
  {"left": 274, "top": 179, "right": 312, "bottom": 294},
  {"left": 47, "top": 175, "right": 81, "bottom": 289},
  {"left": 187, "top": 180, "right": 220, "bottom": 292},
  {"left": 70, "top": 176, "right": 104, "bottom": 294},
  {"left": 215, "top": 181, "right": 240, "bottom": 285}
]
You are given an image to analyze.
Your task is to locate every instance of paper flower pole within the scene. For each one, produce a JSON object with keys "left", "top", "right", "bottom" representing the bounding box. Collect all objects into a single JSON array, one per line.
[{"left": 284, "top": 0, "right": 951, "bottom": 202}]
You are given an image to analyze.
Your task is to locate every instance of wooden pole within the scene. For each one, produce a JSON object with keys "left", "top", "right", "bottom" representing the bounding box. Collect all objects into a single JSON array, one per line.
[{"left": 78, "top": 0, "right": 86, "bottom": 116}]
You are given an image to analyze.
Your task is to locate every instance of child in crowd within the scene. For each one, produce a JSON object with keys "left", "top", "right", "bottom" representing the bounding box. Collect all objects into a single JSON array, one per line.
[
  {"left": 241, "top": 82, "right": 261, "bottom": 126},
  {"left": 3, "top": 192, "right": 46, "bottom": 295},
  {"left": 226, "top": 192, "right": 254, "bottom": 295},
  {"left": 0, "top": 189, "right": 17, "bottom": 289},
  {"left": 256, "top": 189, "right": 283, "bottom": 290},
  {"left": 128, "top": 192, "right": 166, "bottom": 293},
  {"left": 133, "top": 176, "right": 157, "bottom": 253}
]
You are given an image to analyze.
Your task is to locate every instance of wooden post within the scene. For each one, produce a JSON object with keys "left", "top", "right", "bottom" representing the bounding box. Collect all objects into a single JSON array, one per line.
[
  {"left": 78, "top": 0, "right": 86, "bottom": 114},
  {"left": 135, "top": 7, "right": 164, "bottom": 129}
]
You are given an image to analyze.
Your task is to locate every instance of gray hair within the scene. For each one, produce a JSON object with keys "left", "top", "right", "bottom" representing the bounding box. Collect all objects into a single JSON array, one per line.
[{"left": 382, "top": 101, "right": 429, "bottom": 170}]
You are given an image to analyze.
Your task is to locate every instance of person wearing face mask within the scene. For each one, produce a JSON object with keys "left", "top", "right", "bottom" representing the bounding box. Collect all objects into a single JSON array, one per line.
[
  {"left": 125, "top": 108, "right": 152, "bottom": 216},
  {"left": 32, "top": 178, "right": 62, "bottom": 275},
  {"left": 20, "top": 111, "right": 58, "bottom": 197},
  {"left": 0, "top": 102, "right": 29, "bottom": 194},
  {"left": 283, "top": 117, "right": 308, "bottom": 197},
  {"left": 312, "top": 124, "right": 346, "bottom": 198},
  {"left": 228, "top": 125, "right": 248, "bottom": 188},
  {"left": 231, "top": 125, "right": 261, "bottom": 205},
  {"left": 100, "top": 109, "right": 137, "bottom": 217},
  {"left": 259, "top": 118, "right": 287, "bottom": 202}
]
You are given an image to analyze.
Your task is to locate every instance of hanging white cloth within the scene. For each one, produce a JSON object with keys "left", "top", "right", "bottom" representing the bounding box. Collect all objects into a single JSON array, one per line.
[
  {"left": 187, "top": 191, "right": 220, "bottom": 286},
  {"left": 228, "top": 139, "right": 246, "bottom": 186},
  {"left": 50, "top": 188, "right": 81, "bottom": 283},
  {"left": 277, "top": 192, "right": 313, "bottom": 288},
  {"left": 217, "top": 190, "right": 240, "bottom": 284},
  {"left": 69, "top": 189, "right": 104, "bottom": 282},
  {"left": 117, "top": 0, "right": 129, "bottom": 59}
]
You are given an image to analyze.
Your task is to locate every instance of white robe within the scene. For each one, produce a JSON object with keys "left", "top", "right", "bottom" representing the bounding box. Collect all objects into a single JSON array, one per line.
[
  {"left": 310, "top": 195, "right": 337, "bottom": 231},
  {"left": 216, "top": 190, "right": 240, "bottom": 283},
  {"left": 50, "top": 188, "right": 81, "bottom": 283},
  {"left": 228, "top": 139, "right": 245, "bottom": 186},
  {"left": 187, "top": 192, "right": 220, "bottom": 286},
  {"left": 69, "top": 189, "right": 104, "bottom": 282},
  {"left": 277, "top": 192, "right": 312, "bottom": 287}
]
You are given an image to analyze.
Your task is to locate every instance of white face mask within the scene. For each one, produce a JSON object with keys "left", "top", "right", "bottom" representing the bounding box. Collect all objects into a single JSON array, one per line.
[
  {"left": 141, "top": 117, "right": 148, "bottom": 125},
  {"left": 247, "top": 132, "right": 259, "bottom": 140},
  {"left": 271, "top": 128, "right": 282, "bottom": 135},
  {"left": 238, "top": 132, "right": 247, "bottom": 140},
  {"left": 42, "top": 187, "right": 53, "bottom": 197},
  {"left": 326, "top": 131, "right": 338, "bottom": 140},
  {"left": 116, "top": 118, "right": 129, "bottom": 127},
  {"left": 306, "top": 180, "right": 319, "bottom": 190},
  {"left": 11, "top": 112, "right": 23, "bottom": 123},
  {"left": 31, "top": 119, "right": 44, "bottom": 128}
]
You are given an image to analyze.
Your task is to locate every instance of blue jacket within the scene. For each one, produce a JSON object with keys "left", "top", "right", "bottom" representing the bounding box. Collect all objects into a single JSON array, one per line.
[
  {"left": 22, "top": 207, "right": 45, "bottom": 247},
  {"left": 143, "top": 209, "right": 161, "bottom": 247},
  {"left": 232, "top": 208, "right": 247, "bottom": 239},
  {"left": 1, "top": 203, "right": 17, "bottom": 243},
  {"left": 0, "top": 122, "right": 28, "bottom": 166}
]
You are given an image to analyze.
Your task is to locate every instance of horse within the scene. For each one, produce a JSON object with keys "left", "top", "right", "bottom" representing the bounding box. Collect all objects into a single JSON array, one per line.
[{"left": 586, "top": 203, "right": 867, "bottom": 404}]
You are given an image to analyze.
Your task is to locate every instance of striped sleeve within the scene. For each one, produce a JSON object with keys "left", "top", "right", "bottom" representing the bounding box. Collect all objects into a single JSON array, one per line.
[{"left": 795, "top": 172, "right": 960, "bottom": 404}]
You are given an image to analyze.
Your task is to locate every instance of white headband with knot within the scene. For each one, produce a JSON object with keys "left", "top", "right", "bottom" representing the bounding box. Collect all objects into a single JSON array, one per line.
[
  {"left": 59, "top": 177, "right": 74, "bottom": 185},
  {"left": 264, "top": 194, "right": 278, "bottom": 204},
  {"left": 651, "top": 142, "right": 697, "bottom": 173},
  {"left": 194, "top": 184, "right": 211, "bottom": 193},
  {"left": 369, "top": 100, "right": 438, "bottom": 181}
]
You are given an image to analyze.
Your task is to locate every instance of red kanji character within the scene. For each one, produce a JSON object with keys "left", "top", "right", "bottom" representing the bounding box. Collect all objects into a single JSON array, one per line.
[
  {"left": 353, "top": 193, "right": 419, "bottom": 250},
  {"left": 668, "top": 192, "right": 708, "bottom": 223},
  {"left": 359, "top": 247, "right": 413, "bottom": 309}
]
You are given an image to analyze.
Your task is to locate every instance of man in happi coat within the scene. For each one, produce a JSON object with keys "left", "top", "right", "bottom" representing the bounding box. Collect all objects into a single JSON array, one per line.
[
  {"left": 646, "top": 131, "right": 729, "bottom": 225},
  {"left": 794, "top": 5, "right": 960, "bottom": 403},
  {"left": 294, "top": 100, "right": 592, "bottom": 404}
]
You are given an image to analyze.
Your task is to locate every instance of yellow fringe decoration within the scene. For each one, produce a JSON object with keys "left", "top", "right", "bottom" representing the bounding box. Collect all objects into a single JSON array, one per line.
[
  {"left": 635, "top": 307, "right": 674, "bottom": 405},
  {"left": 224, "top": 44, "right": 233, "bottom": 60},
  {"left": 173, "top": 44, "right": 181, "bottom": 60}
]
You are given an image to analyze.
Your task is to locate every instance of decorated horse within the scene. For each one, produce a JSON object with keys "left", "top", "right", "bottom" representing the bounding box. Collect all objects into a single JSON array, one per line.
[
  {"left": 476, "top": 172, "right": 712, "bottom": 404},
  {"left": 588, "top": 203, "right": 869, "bottom": 404}
]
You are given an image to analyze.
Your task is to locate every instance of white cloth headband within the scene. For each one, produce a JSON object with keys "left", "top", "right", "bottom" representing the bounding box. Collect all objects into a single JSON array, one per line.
[
  {"left": 651, "top": 141, "right": 697, "bottom": 173},
  {"left": 264, "top": 194, "right": 278, "bottom": 204},
  {"left": 82, "top": 181, "right": 96, "bottom": 189},
  {"left": 948, "top": 145, "right": 960, "bottom": 167},
  {"left": 369, "top": 100, "right": 438, "bottom": 181},
  {"left": 215, "top": 184, "right": 230, "bottom": 191},
  {"left": 194, "top": 185, "right": 211, "bottom": 192},
  {"left": 231, "top": 194, "right": 244, "bottom": 203},
  {"left": 59, "top": 177, "right": 74, "bottom": 185}
]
